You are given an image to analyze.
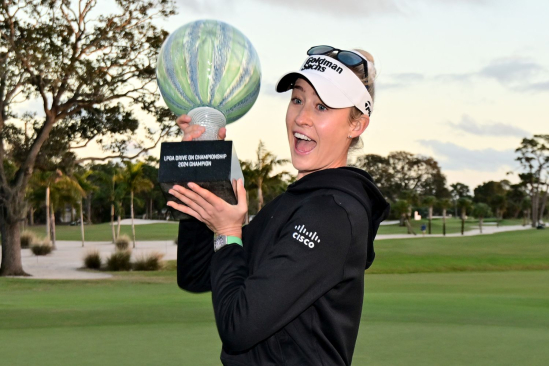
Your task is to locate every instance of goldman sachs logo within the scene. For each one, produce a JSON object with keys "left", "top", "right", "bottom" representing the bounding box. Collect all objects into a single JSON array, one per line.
[
  {"left": 301, "top": 57, "right": 343, "bottom": 74},
  {"left": 292, "top": 224, "right": 321, "bottom": 248}
]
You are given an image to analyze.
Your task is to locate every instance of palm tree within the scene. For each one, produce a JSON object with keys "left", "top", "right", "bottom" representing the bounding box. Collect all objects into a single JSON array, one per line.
[
  {"left": 422, "top": 195, "right": 437, "bottom": 235},
  {"left": 492, "top": 194, "right": 507, "bottom": 227},
  {"left": 73, "top": 170, "right": 97, "bottom": 247},
  {"left": 456, "top": 197, "right": 474, "bottom": 235},
  {"left": 472, "top": 203, "right": 493, "bottom": 234},
  {"left": 49, "top": 173, "right": 86, "bottom": 248},
  {"left": 438, "top": 198, "right": 452, "bottom": 236},
  {"left": 116, "top": 161, "right": 153, "bottom": 248},
  {"left": 241, "top": 140, "right": 290, "bottom": 214},
  {"left": 521, "top": 197, "right": 532, "bottom": 226},
  {"left": 392, "top": 199, "right": 417, "bottom": 235}
]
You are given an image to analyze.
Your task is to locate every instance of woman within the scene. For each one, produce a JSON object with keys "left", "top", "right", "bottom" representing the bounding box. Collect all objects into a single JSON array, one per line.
[{"left": 170, "top": 46, "right": 391, "bottom": 366}]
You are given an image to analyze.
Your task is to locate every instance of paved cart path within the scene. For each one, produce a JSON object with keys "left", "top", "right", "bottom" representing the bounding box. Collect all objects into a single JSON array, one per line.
[{"left": 1, "top": 225, "right": 532, "bottom": 280}]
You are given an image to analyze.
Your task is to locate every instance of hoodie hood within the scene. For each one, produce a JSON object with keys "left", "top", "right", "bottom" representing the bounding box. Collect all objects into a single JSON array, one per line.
[{"left": 286, "top": 166, "right": 391, "bottom": 269}]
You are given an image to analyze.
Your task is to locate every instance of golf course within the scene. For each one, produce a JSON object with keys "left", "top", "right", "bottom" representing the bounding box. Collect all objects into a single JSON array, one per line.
[{"left": 1, "top": 223, "right": 548, "bottom": 365}]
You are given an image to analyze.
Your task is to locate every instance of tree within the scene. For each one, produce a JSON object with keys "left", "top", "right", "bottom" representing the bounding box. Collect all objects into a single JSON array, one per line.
[
  {"left": 241, "top": 140, "right": 291, "bottom": 215},
  {"left": 515, "top": 135, "right": 549, "bottom": 228},
  {"left": 491, "top": 194, "right": 507, "bottom": 227},
  {"left": 472, "top": 203, "right": 493, "bottom": 234},
  {"left": 48, "top": 171, "right": 85, "bottom": 248},
  {"left": 456, "top": 197, "right": 473, "bottom": 235},
  {"left": 392, "top": 199, "right": 416, "bottom": 235},
  {"left": 116, "top": 161, "right": 153, "bottom": 248},
  {"left": 0, "top": 0, "right": 177, "bottom": 275},
  {"left": 438, "top": 198, "right": 452, "bottom": 236},
  {"left": 422, "top": 195, "right": 437, "bottom": 234},
  {"left": 354, "top": 151, "right": 448, "bottom": 203},
  {"left": 73, "top": 169, "right": 97, "bottom": 246},
  {"left": 450, "top": 182, "right": 471, "bottom": 218}
]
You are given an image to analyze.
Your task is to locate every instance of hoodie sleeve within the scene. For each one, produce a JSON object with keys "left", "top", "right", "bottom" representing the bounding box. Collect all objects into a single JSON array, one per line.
[
  {"left": 176, "top": 219, "right": 215, "bottom": 293},
  {"left": 210, "top": 194, "right": 354, "bottom": 352}
]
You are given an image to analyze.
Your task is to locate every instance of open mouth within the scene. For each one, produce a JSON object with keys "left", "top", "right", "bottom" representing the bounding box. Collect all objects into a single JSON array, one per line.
[{"left": 294, "top": 132, "right": 317, "bottom": 154}]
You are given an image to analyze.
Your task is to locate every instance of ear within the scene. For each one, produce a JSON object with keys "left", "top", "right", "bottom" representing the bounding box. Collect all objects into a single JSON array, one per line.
[{"left": 349, "top": 113, "right": 370, "bottom": 139}]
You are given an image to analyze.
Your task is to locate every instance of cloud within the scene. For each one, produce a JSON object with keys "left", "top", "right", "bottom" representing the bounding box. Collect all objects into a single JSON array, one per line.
[
  {"left": 478, "top": 57, "right": 544, "bottom": 84},
  {"left": 434, "top": 57, "right": 549, "bottom": 93},
  {"left": 448, "top": 115, "right": 530, "bottom": 137},
  {"left": 417, "top": 139, "right": 516, "bottom": 171},
  {"left": 378, "top": 73, "right": 425, "bottom": 90}
]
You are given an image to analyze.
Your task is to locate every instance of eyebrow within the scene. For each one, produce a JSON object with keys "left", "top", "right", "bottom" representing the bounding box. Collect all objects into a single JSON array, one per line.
[{"left": 293, "top": 85, "right": 304, "bottom": 92}]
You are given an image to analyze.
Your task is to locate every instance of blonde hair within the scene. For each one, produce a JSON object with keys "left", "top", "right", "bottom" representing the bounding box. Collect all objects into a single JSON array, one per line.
[{"left": 325, "top": 48, "right": 376, "bottom": 152}]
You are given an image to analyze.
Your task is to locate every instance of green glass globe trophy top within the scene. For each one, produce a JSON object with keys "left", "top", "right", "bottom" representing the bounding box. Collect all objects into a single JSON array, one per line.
[{"left": 156, "top": 20, "right": 261, "bottom": 220}]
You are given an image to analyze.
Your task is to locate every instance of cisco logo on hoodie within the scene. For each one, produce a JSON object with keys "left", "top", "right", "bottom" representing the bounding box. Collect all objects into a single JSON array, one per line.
[{"left": 292, "top": 224, "right": 320, "bottom": 248}]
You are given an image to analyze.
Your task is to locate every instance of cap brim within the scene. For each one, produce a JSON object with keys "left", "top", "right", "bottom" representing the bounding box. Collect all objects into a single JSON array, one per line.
[{"left": 275, "top": 71, "right": 355, "bottom": 109}]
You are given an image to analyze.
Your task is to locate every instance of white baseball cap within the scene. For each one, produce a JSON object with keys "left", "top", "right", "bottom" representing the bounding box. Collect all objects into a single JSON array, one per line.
[{"left": 275, "top": 54, "right": 373, "bottom": 116}]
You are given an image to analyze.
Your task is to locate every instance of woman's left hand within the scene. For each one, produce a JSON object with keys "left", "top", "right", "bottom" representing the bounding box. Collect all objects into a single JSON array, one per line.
[{"left": 167, "top": 178, "right": 248, "bottom": 237}]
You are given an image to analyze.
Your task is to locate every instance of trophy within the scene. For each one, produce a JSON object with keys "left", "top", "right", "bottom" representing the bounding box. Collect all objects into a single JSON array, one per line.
[{"left": 156, "top": 20, "right": 261, "bottom": 220}]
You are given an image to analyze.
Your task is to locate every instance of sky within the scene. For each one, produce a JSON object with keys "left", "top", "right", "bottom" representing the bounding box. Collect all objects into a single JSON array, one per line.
[{"left": 19, "top": 0, "right": 549, "bottom": 193}]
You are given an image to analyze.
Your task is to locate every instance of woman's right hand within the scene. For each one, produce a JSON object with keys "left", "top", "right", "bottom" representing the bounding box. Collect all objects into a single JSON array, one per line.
[{"left": 176, "top": 114, "right": 227, "bottom": 141}]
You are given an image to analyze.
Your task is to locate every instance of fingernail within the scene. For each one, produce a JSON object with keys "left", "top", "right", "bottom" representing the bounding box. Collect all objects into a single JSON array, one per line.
[{"left": 187, "top": 182, "right": 194, "bottom": 188}]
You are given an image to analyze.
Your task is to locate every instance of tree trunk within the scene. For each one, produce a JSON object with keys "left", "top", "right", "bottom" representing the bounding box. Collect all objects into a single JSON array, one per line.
[
  {"left": 29, "top": 207, "right": 34, "bottom": 226},
  {"left": 0, "top": 207, "right": 30, "bottom": 276},
  {"left": 131, "top": 190, "right": 136, "bottom": 248},
  {"left": 461, "top": 208, "right": 465, "bottom": 235},
  {"left": 479, "top": 217, "right": 483, "bottom": 234},
  {"left": 80, "top": 198, "right": 85, "bottom": 247},
  {"left": 442, "top": 208, "right": 447, "bottom": 236},
  {"left": 46, "top": 185, "right": 51, "bottom": 241},
  {"left": 86, "top": 193, "right": 92, "bottom": 224},
  {"left": 539, "top": 191, "right": 548, "bottom": 224},
  {"left": 50, "top": 204, "right": 56, "bottom": 249},
  {"left": 428, "top": 206, "right": 433, "bottom": 234},
  {"left": 111, "top": 203, "right": 116, "bottom": 243},
  {"left": 531, "top": 191, "right": 539, "bottom": 228},
  {"left": 117, "top": 213, "right": 121, "bottom": 238},
  {"left": 496, "top": 208, "right": 500, "bottom": 227}
]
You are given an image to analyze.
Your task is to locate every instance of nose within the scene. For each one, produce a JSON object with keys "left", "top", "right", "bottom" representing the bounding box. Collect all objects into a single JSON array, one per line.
[{"left": 295, "top": 104, "right": 313, "bottom": 127}]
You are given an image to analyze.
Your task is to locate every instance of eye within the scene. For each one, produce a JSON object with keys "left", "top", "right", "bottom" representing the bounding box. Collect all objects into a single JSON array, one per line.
[
  {"left": 291, "top": 97, "right": 302, "bottom": 105},
  {"left": 317, "top": 103, "right": 329, "bottom": 111}
]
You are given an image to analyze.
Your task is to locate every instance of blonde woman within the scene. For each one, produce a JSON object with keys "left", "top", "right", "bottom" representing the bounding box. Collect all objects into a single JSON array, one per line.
[{"left": 170, "top": 46, "right": 391, "bottom": 366}]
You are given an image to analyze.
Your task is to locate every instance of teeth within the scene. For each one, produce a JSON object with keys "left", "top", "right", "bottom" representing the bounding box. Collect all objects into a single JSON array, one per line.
[{"left": 294, "top": 132, "right": 312, "bottom": 141}]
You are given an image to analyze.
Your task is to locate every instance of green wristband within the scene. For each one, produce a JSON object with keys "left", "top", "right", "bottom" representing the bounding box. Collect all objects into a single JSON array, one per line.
[{"left": 227, "top": 236, "right": 243, "bottom": 246}]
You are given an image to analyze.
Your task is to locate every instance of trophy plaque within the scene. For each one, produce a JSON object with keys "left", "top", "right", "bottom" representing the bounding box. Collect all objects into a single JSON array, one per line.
[{"left": 156, "top": 19, "right": 261, "bottom": 220}]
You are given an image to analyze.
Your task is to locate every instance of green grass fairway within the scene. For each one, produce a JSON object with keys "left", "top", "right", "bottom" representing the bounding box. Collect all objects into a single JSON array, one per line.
[
  {"left": 1, "top": 229, "right": 548, "bottom": 365},
  {"left": 25, "top": 222, "right": 179, "bottom": 241},
  {"left": 377, "top": 218, "right": 526, "bottom": 235},
  {"left": 370, "top": 229, "right": 549, "bottom": 273},
  {"left": 22, "top": 218, "right": 529, "bottom": 241}
]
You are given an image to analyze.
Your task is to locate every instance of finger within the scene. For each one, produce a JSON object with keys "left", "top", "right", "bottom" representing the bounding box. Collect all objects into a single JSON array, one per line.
[
  {"left": 218, "top": 127, "right": 227, "bottom": 140},
  {"left": 176, "top": 114, "right": 191, "bottom": 127},
  {"left": 237, "top": 178, "right": 247, "bottom": 209},
  {"left": 186, "top": 182, "right": 224, "bottom": 209},
  {"left": 182, "top": 126, "right": 206, "bottom": 141},
  {"left": 232, "top": 178, "right": 237, "bottom": 198},
  {"left": 167, "top": 201, "right": 204, "bottom": 222},
  {"left": 169, "top": 186, "right": 211, "bottom": 218}
]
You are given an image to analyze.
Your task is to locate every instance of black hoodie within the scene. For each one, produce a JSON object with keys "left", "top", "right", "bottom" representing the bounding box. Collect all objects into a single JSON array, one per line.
[{"left": 177, "top": 166, "right": 390, "bottom": 365}]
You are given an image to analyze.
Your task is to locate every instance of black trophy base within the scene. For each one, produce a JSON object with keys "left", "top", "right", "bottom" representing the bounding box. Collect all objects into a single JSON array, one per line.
[{"left": 158, "top": 140, "right": 244, "bottom": 221}]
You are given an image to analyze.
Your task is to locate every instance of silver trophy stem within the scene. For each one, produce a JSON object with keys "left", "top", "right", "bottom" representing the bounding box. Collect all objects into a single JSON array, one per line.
[{"left": 188, "top": 107, "right": 226, "bottom": 141}]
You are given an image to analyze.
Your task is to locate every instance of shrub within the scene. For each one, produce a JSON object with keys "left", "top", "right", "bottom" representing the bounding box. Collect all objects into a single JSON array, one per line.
[
  {"left": 133, "top": 252, "right": 165, "bottom": 271},
  {"left": 21, "top": 231, "right": 37, "bottom": 249},
  {"left": 83, "top": 250, "right": 102, "bottom": 270},
  {"left": 106, "top": 250, "right": 132, "bottom": 271},
  {"left": 30, "top": 240, "right": 53, "bottom": 256},
  {"left": 115, "top": 235, "right": 131, "bottom": 251}
]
